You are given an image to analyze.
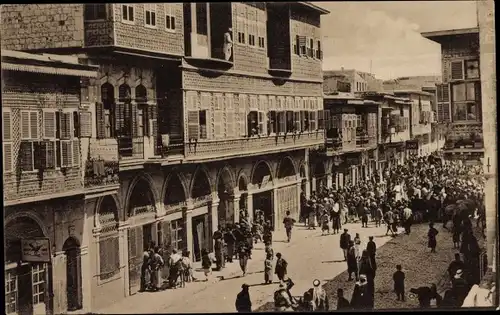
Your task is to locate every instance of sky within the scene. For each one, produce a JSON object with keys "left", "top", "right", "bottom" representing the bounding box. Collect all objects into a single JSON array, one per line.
[{"left": 316, "top": 1, "right": 479, "bottom": 80}]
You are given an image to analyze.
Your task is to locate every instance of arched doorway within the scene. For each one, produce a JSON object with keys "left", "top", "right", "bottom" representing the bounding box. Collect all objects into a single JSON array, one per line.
[
  {"left": 251, "top": 161, "right": 274, "bottom": 228},
  {"left": 63, "top": 237, "right": 82, "bottom": 311},
  {"left": 276, "top": 157, "right": 299, "bottom": 227},
  {"left": 163, "top": 174, "right": 187, "bottom": 253},
  {"left": 5, "top": 216, "right": 50, "bottom": 315},
  {"left": 190, "top": 169, "right": 212, "bottom": 262},
  {"left": 312, "top": 162, "right": 326, "bottom": 195},
  {"left": 217, "top": 167, "right": 235, "bottom": 227},
  {"left": 127, "top": 178, "right": 156, "bottom": 295}
]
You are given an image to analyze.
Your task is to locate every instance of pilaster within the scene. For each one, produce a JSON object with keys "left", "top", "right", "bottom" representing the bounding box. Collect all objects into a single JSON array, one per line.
[
  {"left": 273, "top": 188, "right": 279, "bottom": 230},
  {"left": 326, "top": 173, "right": 333, "bottom": 189},
  {"left": 233, "top": 193, "right": 241, "bottom": 224},
  {"left": 247, "top": 193, "right": 254, "bottom": 223}
]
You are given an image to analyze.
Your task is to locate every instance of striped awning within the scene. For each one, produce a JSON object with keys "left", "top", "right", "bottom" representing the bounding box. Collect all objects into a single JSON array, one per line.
[{"left": 1, "top": 62, "right": 98, "bottom": 77}]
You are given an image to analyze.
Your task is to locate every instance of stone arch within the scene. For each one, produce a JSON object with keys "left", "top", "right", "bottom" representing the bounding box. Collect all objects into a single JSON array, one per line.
[
  {"left": 312, "top": 161, "right": 326, "bottom": 177},
  {"left": 127, "top": 175, "right": 157, "bottom": 217},
  {"left": 5, "top": 213, "right": 48, "bottom": 263},
  {"left": 251, "top": 160, "right": 274, "bottom": 186},
  {"left": 62, "top": 236, "right": 81, "bottom": 251},
  {"left": 237, "top": 171, "right": 250, "bottom": 192},
  {"left": 163, "top": 172, "right": 188, "bottom": 206},
  {"left": 95, "top": 195, "right": 120, "bottom": 227},
  {"left": 190, "top": 165, "right": 213, "bottom": 199},
  {"left": 135, "top": 84, "right": 147, "bottom": 102},
  {"left": 277, "top": 155, "right": 298, "bottom": 179},
  {"left": 216, "top": 165, "right": 236, "bottom": 195},
  {"left": 118, "top": 83, "right": 132, "bottom": 101}
]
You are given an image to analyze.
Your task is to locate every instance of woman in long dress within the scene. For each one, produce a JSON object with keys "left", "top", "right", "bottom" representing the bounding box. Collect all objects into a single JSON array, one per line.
[{"left": 354, "top": 233, "right": 362, "bottom": 259}]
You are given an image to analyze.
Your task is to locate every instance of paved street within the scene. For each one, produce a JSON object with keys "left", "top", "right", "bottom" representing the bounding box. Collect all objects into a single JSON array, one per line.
[{"left": 97, "top": 222, "right": 392, "bottom": 313}]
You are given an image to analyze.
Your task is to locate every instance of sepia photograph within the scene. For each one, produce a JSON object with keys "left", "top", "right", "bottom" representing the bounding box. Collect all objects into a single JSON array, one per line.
[{"left": 1, "top": 1, "right": 497, "bottom": 314}]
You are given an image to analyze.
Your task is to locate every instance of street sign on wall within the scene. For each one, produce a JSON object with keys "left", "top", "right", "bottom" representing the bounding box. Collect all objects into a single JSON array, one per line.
[
  {"left": 406, "top": 140, "right": 419, "bottom": 150},
  {"left": 21, "top": 238, "right": 51, "bottom": 263}
]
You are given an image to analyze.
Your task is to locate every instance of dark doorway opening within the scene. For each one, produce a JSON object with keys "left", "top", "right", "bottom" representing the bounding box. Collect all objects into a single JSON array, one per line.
[
  {"left": 253, "top": 190, "right": 273, "bottom": 230},
  {"left": 64, "top": 237, "right": 82, "bottom": 312}
]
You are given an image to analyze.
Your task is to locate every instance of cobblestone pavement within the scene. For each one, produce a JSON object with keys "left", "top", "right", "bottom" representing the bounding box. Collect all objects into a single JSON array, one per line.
[{"left": 96, "top": 221, "right": 392, "bottom": 313}]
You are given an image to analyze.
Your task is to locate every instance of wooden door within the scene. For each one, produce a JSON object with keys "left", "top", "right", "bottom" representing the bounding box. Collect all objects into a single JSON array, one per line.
[
  {"left": 66, "top": 248, "right": 82, "bottom": 311},
  {"left": 128, "top": 226, "right": 143, "bottom": 295}
]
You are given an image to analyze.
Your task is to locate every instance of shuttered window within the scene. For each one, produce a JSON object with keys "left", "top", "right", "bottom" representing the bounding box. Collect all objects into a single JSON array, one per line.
[
  {"left": 99, "top": 236, "right": 120, "bottom": 280},
  {"left": 21, "top": 110, "right": 39, "bottom": 140},
  {"left": 43, "top": 111, "right": 57, "bottom": 139},
  {"left": 277, "top": 111, "right": 286, "bottom": 134},
  {"left": 317, "top": 110, "right": 325, "bottom": 130},
  {"left": 293, "top": 111, "right": 301, "bottom": 131},
  {"left": 450, "top": 60, "right": 465, "bottom": 80},
  {"left": 309, "top": 111, "right": 317, "bottom": 131},
  {"left": 214, "top": 94, "right": 224, "bottom": 110},
  {"left": 95, "top": 102, "right": 106, "bottom": 139},
  {"left": 61, "top": 140, "right": 73, "bottom": 167},
  {"left": 300, "top": 110, "right": 309, "bottom": 132},
  {"left": 258, "top": 111, "right": 266, "bottom": 135},
  {"left": 73, "top": 139, "right": 80, "bottom": 167},
  {"left": 60, "top": 112, "right": 73, "bottom": 140},
  {"left": 238, "top": 94, "right": 248, "bottom": 137},
  {"left": 187, "top": 110, "right": 200, "bottom": 140},
  {"left": 213, "top": 110, "right": 223, "bottom": 139},
  {"left": 268, "top": 111, "right": 277, "bottom": 134},
  {"left": 3, "top": 110, "right": 13, "bottom": 172}
]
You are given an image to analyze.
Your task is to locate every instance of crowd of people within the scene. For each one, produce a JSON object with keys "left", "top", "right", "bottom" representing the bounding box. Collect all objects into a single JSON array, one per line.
[{"left": 138, "top": 151, "right": 488, "bottom": 311}]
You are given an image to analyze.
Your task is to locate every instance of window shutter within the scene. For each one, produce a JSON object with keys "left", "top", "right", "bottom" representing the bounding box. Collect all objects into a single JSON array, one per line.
[
  {"left": 137, "top": 109, "right": 144, "bottom": 137},
  {"left": 30, "top": 111, "right": 39, "bottom": 139},
  {"left": 34, "top": 142, "right": 45, "bottom": 171},
  {"left": 213, "top": 110, "right": 223, "bottom": 139},
  {"left": 451, "top": 61, "right": 464, "bottom": 80},
  {"left": 238, "top": 111, "right": 247, "bottom": 137},
  {"left": 61, "top": 141, "right": 73, "bottom": 167},
  {"left": 43, "top": 111, "right": 56, "bottom": 139},
  {"left": 3, "top": 111, "right": 12, "bottom": 141},
  {"left": 278, "top": 112, "right": 286, "bottom": 133},
  {"left": 95, "top": 102, "right": 106, "bottom": 139},
  {"left": 187, "top": 111, "right": 200, "bottom": 140},
  {"left": 3, "top": 143, "right": 13, "bottom": 172},
  {"left": 60, "top": 112, "right": 72, "bottom": 140},
  {"left": 131, "top": 103, "right": 138, "bottom": 137},
  {"left": 20, "top": 141, "right": 34, "bottom": 172},
  {"left": 226, "top": 112, "right": 235, "bottom": 138},
  {"left": 21, "top": 111, "right": 30, "bottom": 139},
  {"left": 73, "top": 139, "right": 80, "bottom": 167},
  {"left": 46, "top": 141, "right": 56, "bottom": 169},
  {"left": 79, "top": 111, "right": 92, "bottom": 138},
  {"left": 293, "top": 111, "right": 301, "bottom": 131},
  {"left": 162, "top": 220, "right": 172, "bottom": 249},
  {"left": 317, "top": 110, "right": 324, "bottom": 129},
  {"left": 116, "top": 103, "right": 125, "bottom": 134},
  {"left": 148, "top": 104, "right": 158, "bottom": 137}
]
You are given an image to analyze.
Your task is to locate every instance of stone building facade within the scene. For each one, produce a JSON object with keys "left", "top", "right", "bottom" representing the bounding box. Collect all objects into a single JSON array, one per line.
[{"left": 1, "top": 2, "right": 330, "bottom": 312}]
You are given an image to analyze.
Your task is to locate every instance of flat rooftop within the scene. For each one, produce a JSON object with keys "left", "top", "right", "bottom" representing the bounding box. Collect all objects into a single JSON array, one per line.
[{"left": 421, "top": 27, "right": 479, "bottom": 43}]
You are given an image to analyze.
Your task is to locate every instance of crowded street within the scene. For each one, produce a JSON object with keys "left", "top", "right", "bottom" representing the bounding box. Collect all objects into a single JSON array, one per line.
[{"left": 96, "top": 153, "right": 489, "bottom": 313}]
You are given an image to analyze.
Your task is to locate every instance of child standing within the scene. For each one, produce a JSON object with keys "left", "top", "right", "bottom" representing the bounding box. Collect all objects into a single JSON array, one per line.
[
  {"left": 427, "top": 222, "right": 439, "bottom": 253},
  {"left": 201, "top": 248, "right": 213, "bottom": 282},
  {"left": 392, "top": 264, "right": 405, "bottom": 301},
  {"left": 321, "top": 211, "right": 330, "bottom": 235},
  {"left": 264, "top": 253, "right": 273, "bottom": 284}
]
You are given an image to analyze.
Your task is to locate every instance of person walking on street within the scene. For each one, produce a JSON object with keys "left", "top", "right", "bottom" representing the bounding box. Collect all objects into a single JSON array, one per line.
[
  {"left": 427, "top": 222, "right": 439, "bottom": 253},
  {"left": 337, "top": 288, "right": 351, "bottom": 310},
  {"left": 264, "top": 253, "right": 273, "bottom": 284},
  {"left": 275, "top": 252, "right": 288, "bottom": 282},
  {"left": 224, "top": 225, "right": 236, "bottom": 263},
  {"left": 393, "top": 264, "right": 405, "bottom": 301},
  {"left": 283, "top": 211, "right": 296, "bottom": 242},
  {"left": 235, "top": 284, "right": 252, "bottom": 313},
  {"left": 213, "top": 226, "right": 225, "bottom": 271},
  {"left": 375, "top": 207, "right": 383, "bottom": 227},
  {"left": 311, "top": 279, "right": 329, "bottom": 311},
  {"left": 347, "top": 240, "right": 358, "bottom": 281},
  {"left": 351, "top": 274, "right": 371, "bottom": 309},
  {"left": 340, "top": 229, "right": 351, "bottom": 261},
  {"left": 331, "top": 200, "right": 341, "bottom": 234},
  {"left": 385, "top": 208, "right": 396, "bottom": 237},
  {"left": 403, "top": 206, "right": 413, "bottom": 235},
  {"left": 366, "top": 236, "right": 377, "bottom": 275},
  {"left": 353, "top": 233, "right": 362, "bottom": 259},
  {"left": 238, "top": 241, "right": 250, "bottom": 276},
  {"left": 201, "top": 248, "right": 214, "bottom": 282}
]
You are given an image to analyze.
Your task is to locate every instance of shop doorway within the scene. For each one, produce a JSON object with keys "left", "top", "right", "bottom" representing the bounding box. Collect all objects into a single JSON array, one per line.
[
  {"left": 63, "top": 237, "right": 82, "bottom": 312},
  {"left": 253, "top": 191, "right": 273, "bottom": 229},
  {"left": 192, "top": 214, "right": 208, "bottom": 262}
]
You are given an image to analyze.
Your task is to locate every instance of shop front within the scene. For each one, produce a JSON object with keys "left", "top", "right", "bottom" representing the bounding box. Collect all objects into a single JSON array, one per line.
[
  {"left": 331, "top": 155, "right": 345, "bottom": 190},
  {"left": 406, "top": 139, "right": 419, "bottom": 158},
  {"left": 5, "top": 215, "right": 52, "bottom": 315},
  {"left": 275, "top": 180, "right": 300, "bottom": 230},
  {"left": 345, "top": 153, "right": 361, "bottom": 186}
]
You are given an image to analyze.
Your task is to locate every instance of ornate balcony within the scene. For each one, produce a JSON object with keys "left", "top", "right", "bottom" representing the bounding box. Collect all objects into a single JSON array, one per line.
[
  {"left": 183, "top": 131, "right": 324, "bottom": 162},
  {"left": 84, "top": 159, "right": 120, "bottom": 193}
]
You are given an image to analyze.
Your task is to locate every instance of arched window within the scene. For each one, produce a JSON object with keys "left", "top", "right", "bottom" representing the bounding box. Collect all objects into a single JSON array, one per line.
[
  {"left": 100, "top": 83, "right": 115, "bottom": 138},
  {"left": 135, "top": 84, "right": 147, "bottom": 103},
  {"left": 118, "top": 84, "right": 132, "bottom": 102}
]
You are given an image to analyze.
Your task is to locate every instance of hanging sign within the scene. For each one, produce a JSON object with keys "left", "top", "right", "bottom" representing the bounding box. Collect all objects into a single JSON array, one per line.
[
  {"left": 406, "top": 140, "right": 419, "bottom": 150},
  {"left": 21, "top": 238, "right": 51, "bottom": 263}
]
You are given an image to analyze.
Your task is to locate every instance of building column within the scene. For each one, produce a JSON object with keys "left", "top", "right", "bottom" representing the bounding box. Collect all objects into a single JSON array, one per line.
[
  {"left": 311, "top": 177, "right": 317, "bottom": 193},
  {"left": 247, "top": 193, "right": 254, "bottom": 223},
  {"left": 211, "top": 198, "right": 219, "bottom": 239},
  {"left": 118, "top": 223, "right": 129, "bottom": 298},
  {"left": 326, "top": 173, "right": 333, "bottom": 189},
  {"left": 184, "top": 208, "right": 193, "bottom": 260},
  {"left": 273, "top": 188, "right": 279, "bottom": 231},
  {"left": 233, "top": 193, "right": 241, "bottom": 224},
  {"left": 296, "top": 181, "right": 302, "bottom": 219}
]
